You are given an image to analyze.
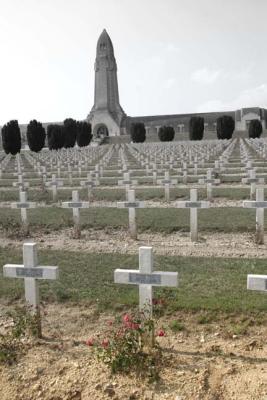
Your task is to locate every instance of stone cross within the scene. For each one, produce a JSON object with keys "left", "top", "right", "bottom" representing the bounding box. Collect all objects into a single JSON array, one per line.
[
  {"left": 118, "top": 172, "right": 138, "bottom": 199},
  {"left": 11, "top": 191, "right": 36, "bottom": 233},
  {"left": 80, "top": 173, "right": 95, "bottom": 201},
  {"left": 243, "top": 187, "right": 266, "bottom": 244},
  {"left": 3, "top": 242, "right": 58, "bottom": 337},
  {"left": 114, "top": 246, "right": 178, "bottom": 317},
  {"left": 157, "top": 171, "right": 177, "bottom": 202},
  {"left": 242, "top": 169, "right": 264, "bottom": 199},
  {"left": 176, "top": 188, "right": 209, "bottom": 242},
  {"left": 62, "top": 190, "right": 89, "bottom": 238},
  {"left": 45, "top": 174, "right": 64, "bottom": 201},
  {"left": 117, "top": 189, "right": 145, "bottom": 239},
  {"left": 198, "top": 169, "right": 220, "bottom": 200},
  {"left": 247, "top": 274, "right": 267, "bottom": 292},
  {"left": 12, "top": 174, "right": 29, "bottom": 191}
]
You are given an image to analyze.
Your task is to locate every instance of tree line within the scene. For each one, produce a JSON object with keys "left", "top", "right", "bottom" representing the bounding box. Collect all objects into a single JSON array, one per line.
[
  {"left": 0, "top": 115, "right": 264, "bottom": 154},
  {"left": 1, "top": 119, "right": 92, "bottom": 155},
  {"left": 130, "top": 115, "right": 263, "bottom": 143}
]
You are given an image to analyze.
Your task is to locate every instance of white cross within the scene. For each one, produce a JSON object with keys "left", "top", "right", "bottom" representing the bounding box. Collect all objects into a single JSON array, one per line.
[
  {"left": 114, "top": 246, "right": 178, "bottom": 317},
  {"left": 118, "top": 172, "right": 137, "bottom": 199},
  {"left": 45, "top": 174, "right": 64, "bottom": 201},
  {"left": 3, "top": 242, "right": 58, "bottom": 336},
  {"left": 80, "top": 173, "right": 95, "bottom": 201},
  {"left": 176, "top": 188, "right": 209, "bottom": 242},
  {"left": 243, "top": 187, "right": 266, "bottom": 244},
  {"left": 62, "top": 190, "right": 89, "bottom": 237},
  {"left": 117, "top": 189, "right": 145, "bottom": 239},
  {"left": 157, "top": 171, "right": 177, "bottom": 202},
  {"left": 242, "top": 169, "right": 264, "bottom": 199},
  {"left": 247, "top": 274, "right": 267, "bottom": 292},
  {"left": 198, "top": 169, "right": 220, "bottom": 200},
  {"left": 12, "top": 174, "right": 29, "bottom": 190},
  {"left": 11, "top": 191, "right": 36, "bottom": 232}
]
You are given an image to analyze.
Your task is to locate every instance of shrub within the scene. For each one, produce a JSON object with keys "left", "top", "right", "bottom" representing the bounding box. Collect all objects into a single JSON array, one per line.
[
  {"left": 216, "top": 115, "right": 235, "bottom": 139},
  {"left": 26, "top": 120, "right": 46, "bottom": 152},
  {"left": 47, "top": 124, "right": 64, "bottom": 150},
  {"left": 63, "top": 118, "right": 78, "bottom": 148},
  {"left": 87, "top": 310, "right": 163, "bottom": 381},
  {"left": 76, "top": 121, "right": 92, "bottom": 147},
  {"left": 189, "top": 117, "right": 204, "bottom": 140},
  {"left": 248, "top": 119, "right": 262, "bottom": 138},
  {"left": 158, "top": 126, "right": 175, "bottom": 142},
  {"left": 1, "top": 120, "right": 21, "bottom": 155},
  {"left": 130, "top": 122, "right": 146, "bottom": 143}
]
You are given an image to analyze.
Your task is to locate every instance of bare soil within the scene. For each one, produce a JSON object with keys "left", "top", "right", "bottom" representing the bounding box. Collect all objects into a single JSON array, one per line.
[
  {"left": 0, "top": 303, "right": 266, "bottom": 400},
  {"left": 1, "top": 228, "right": 267, "bottom": 259}
]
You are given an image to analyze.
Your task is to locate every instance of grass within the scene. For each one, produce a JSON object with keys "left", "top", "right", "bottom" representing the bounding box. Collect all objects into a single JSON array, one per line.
[
  {"left": 0, "top": 247, "right": 266, "bottom": 315},
  {"left": 0, "top": 206, "right": 261, "bottom": 234},
  {"left": 0, "top": 186, "right": 254, "bottom": 202}
]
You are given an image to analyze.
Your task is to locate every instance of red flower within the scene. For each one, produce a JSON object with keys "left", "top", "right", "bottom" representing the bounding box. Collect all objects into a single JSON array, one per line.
[
  {"left": 157, "top": 329, "right": 166, "bottom": 337},
  {"left": 107, "top": 320, "right": 113, "bottom": 326},
  {"left": 101, "top": 339, "right": 109, "bottom": 348},
  {"left": 85, "top": 338, "right": 94, "bottom": 346},
  {"left": 122, "top": 314, "right": 131, "bottom": 323},
  {"left": 152, "top": 299, "right": 159, "bottom": 305}
]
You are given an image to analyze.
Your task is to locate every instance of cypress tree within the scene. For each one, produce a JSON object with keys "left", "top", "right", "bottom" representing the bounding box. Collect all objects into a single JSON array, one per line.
[
  {"left": 130, "top": 122, "right": 146, "bottom": 143},
  {"left": 1, "top": 120, "right": 21, "bottom": 155},
  {"left": 216, "top": 115, "right": 235, "bottom": 139},
  {"left": 189, "top": 117, "right": 204, "bottom": 140},
  {"left": 47, "top": 124, "right": 64, "bottom": 150},
  {"left": 158, "top": 126, "right": 175, "bottom": 142},
  {"left": 26, "top": 120, "right": 46, "bottom": 152},
  {"left": 248, "top": 119, "right": 262, "bottom": 138},
  {"left": 63, "top": 118, "right": 78, "bottom": 148},
  {"left": 76, "top": 121, "right": 92, "bottom": 147}
]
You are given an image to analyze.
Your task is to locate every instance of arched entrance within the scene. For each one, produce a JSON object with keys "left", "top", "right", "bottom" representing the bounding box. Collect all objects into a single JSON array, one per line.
[{"left": 94, "top": 124, "right": 109, "bottom": 138}]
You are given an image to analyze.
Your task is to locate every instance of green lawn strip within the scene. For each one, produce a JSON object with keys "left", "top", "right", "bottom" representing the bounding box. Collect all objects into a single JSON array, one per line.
[
  {"left": 0, "top": 187, "right": 252, "bottom": 202},
  {"left": 0, "top": 207, "right": 260, "bottom": 234},
  {"left": 0, "top": 247, "right": 266, "bottom": 314}
]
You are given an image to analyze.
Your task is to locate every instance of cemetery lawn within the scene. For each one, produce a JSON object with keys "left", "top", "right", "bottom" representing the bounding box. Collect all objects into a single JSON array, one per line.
[
  {"left": 0, "top": 206, "right": 264, "bottom": 234},
  {"left": 0, "top": 246, "right": 266, "bottom": 315}
]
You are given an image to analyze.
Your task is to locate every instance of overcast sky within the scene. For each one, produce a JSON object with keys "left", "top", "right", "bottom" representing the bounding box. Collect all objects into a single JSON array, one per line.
[{"left": 1, "top": 0, "right": 267, "bottom": 125}]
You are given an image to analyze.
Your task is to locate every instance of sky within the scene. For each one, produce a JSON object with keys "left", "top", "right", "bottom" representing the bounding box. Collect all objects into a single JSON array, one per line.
[{"left": 0, "top": 0, "right": 267, "bottom": 125}]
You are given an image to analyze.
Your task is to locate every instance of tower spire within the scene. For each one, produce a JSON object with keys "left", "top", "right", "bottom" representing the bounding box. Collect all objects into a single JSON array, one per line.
[{"left": 88, "top": 30, "right": 126, "bottom": 137}]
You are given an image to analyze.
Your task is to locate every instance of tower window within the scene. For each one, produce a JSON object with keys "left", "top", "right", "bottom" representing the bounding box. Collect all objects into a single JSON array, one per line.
[{"left": 100, "top": 43, "right": 106, "bottom": 50}]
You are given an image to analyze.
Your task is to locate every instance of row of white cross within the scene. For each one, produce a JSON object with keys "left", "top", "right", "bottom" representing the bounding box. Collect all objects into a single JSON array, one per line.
[
  {"left": 2, "top": 243, "right": 266, "bottom": 337},
  {"left": 10, "top": 186, "right": 267, "bottom": 244}
]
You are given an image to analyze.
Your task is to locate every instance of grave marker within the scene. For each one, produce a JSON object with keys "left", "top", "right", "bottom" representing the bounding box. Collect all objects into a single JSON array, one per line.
[
  {"left": 3, "top": 242, "right": 58, "bottom": 337},
  {"left": 114, "top": 246, "right": 178, "bottom": 317},
  {"left": 117, "top": 189, "right": 145, "bottom": 239},
  {"left": 243, "top": 187, "right": 266, "bottom": 244},
  {"left": 11, "top": 191, "right": 36, "bottom": 233},
  {"left": 176, "top": 188, "right": 209, "bottom": 242},
  {"left": 62, "top": 190, "right": 89, "bottom": 238},
  {"left": 247, "top": 275, "right": 267, "bottom": 292}
]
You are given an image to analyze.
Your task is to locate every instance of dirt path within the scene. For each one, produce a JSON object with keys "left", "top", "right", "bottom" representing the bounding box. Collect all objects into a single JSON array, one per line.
[
  {"left": 0, "top": 303, "right": 266, "bottom": 400},
  {"left": 1, "top": 228, "right": 267, "bottom": 259}
]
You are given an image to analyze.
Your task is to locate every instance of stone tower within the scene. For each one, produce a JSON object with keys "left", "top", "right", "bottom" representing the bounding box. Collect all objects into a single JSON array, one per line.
[{"left": 88, "top": 29, "right": 127, "bottom": 137}]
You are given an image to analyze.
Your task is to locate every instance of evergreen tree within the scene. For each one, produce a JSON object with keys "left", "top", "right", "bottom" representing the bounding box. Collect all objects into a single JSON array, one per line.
[
  {"left": 189, "top": 117, "right": 204, "bottom": 140},
  {"left": 1, "top": 120, "right": 21, "bottom": 155},
  {"left": 158, "top": 126, "right": 175, "bottom": 142},
  {"left": 47, "top": 124, "right": 64, "bottom": 150},
  {"left": 26, "top": 120, "right": 46, "bottom": 152},
  {"left": 248, "top": 119, "right": 262, "bottom": 138},
  {"left": 63, "top": 118, "right": 78, "bottom": 148},
  {"left": 130, "top": 122, "right": 146, "bottom": 143},
  {"left": 76, "top": 121, "right": 92, "bottom": 147},
  {"left": 216, "top": 115, "right": 235, "bottom": 139}
]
